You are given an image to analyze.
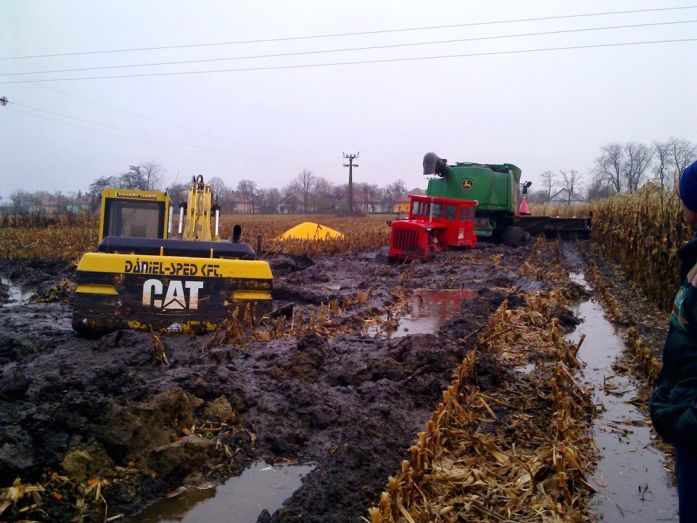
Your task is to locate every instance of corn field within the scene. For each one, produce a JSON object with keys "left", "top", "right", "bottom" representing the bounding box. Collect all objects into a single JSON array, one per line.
[
  {"left": 0, "top": 213, "right": 391, "bottom": 261},
  {"left": 220, "top": 214, "right": 390, "bottom": 256},
  {"left": 590, "top": 186, "right": 692, "bottom": 310},
  {"left": 529, "top": 203, "right": 593, "bottom": 218}
]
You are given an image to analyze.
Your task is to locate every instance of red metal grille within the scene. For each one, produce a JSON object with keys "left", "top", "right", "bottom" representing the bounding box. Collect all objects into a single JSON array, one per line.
[{"left": 393, "top": 228, "right": 420, "bottom": 252}]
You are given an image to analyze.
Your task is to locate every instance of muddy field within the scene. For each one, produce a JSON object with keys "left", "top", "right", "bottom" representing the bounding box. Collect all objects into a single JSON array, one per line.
[{"left": 0, "top": 240, "right": 674, "bottom": 522}]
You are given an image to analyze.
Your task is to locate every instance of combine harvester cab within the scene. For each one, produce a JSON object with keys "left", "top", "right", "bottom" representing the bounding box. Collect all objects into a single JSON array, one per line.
[
  {"left": 388, "top": 194, "right": 477, "bottom": 262},
  {"left": 73, "top": 176, "right": 273, "bottom": 336}
]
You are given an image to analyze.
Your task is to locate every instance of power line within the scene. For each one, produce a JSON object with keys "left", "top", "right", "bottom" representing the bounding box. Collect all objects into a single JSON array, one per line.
[
  {"left": 6, "top": 19, "right": 695, "bottom": 77},
  {"left": 6, "top": 106, "right": 301, "bottom": 164},
  {"left": 2, "top": 74, "right": 340, "bottom": 167},
  {"left": 5, "top": 106, "right": 212, "bottom": 152},
  {"left": 0, "top": 70, "right": 228, "bottom": 140},
  {"left": 1, "top": 38, "right": 694, "bottom": 83},
  {"left": 2, "top": 4, "right": 695, "bottom": 60},
  {"left": 7, "top": 100, "right": 268, "bottom": 159},
  {"left": 6, "top": 99, "right": 337, "bottom": 167}
]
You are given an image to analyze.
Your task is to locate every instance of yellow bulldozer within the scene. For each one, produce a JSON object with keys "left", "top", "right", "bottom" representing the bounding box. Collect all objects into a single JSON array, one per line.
[{"left": 72, "top": 175, "right": 273, "bottom": 335}]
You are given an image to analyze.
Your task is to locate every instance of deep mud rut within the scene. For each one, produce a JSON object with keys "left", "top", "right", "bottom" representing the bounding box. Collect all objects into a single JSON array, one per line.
[
  {"left": 0, "top": 240, "right": 677, "bottom": 522},
  {"left": 0, "top": 244, "right": 537, "bottom": 522}
]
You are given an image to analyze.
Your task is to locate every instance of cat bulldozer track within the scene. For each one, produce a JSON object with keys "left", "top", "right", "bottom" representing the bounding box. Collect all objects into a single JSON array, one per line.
[{"left": 72, "top": 175, "right": 273, "bottom": 336}]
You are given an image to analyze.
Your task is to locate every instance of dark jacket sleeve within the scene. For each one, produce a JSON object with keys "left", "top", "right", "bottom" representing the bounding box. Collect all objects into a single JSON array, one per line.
[
  {"left": 651, "top": 377, "right": 697, "bottom": 446},
  {"left": 683, "top": 286, "right": 697, "bottom": 336}
]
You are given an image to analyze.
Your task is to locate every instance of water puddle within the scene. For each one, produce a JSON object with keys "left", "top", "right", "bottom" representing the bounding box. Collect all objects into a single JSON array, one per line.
[
  {"left": 371, "top": 288, "right": 475, "bottom": 337},
  {"left": 567, "top": 272, "right": 677, "bottom": 521},
  {"left": 132, "top": 461, "right": 314, "bottom": 523},
  {"left": 1, "top": 276, "right": 34, "bottom": 307}
]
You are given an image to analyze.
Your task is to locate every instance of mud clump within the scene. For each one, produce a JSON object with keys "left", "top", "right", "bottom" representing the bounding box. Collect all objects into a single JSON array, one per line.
[{"left": 97, "top": 387, "right": 203, "bottom": 462}]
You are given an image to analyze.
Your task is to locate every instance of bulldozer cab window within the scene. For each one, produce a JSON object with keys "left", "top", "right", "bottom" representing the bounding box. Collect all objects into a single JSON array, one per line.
[
  {"left": 103, "top": 199, "right": 165, "bottom": 239},
  {"left": 446, "top": 205, "right": 456, "bottom": 220}
]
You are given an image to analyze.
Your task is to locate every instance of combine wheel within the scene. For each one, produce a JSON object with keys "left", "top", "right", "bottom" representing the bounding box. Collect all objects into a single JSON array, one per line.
[{"left": 501, "top": 226, "right": 530, "bottom": 247}]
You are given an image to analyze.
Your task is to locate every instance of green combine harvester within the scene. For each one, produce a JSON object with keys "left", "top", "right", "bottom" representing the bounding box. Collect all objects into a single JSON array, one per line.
[{"left": 423, "top": 152, "right": 590, "bottom": 245}]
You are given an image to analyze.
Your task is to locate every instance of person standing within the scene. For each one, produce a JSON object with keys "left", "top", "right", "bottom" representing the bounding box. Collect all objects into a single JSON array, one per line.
[{"left": 651, "top": 160, "right": 697, "bottom": 522}]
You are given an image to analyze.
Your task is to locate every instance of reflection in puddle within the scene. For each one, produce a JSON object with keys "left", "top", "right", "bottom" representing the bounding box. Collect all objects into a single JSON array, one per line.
[
  {"left": 1, "top": 277, "right": 34, "bottom": 307},
  {"left": 374, "top": 288, "right": 475, "bottom": 337},
  {"left": 132, "top": 461, "right": 314, "bottom": 523},
  {"left": 567, "top": 272, "right": 677, "bottom": 522}
]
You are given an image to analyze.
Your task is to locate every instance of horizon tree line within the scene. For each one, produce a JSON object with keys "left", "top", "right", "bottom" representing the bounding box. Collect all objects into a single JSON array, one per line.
[{"left": 4, "top": 137, "right": 695, "bottom": 214}]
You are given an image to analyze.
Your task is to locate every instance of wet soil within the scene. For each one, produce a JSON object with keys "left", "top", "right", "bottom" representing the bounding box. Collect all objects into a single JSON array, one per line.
[{"left": 0, "top": 244, "right": 543, "bottom": 522}]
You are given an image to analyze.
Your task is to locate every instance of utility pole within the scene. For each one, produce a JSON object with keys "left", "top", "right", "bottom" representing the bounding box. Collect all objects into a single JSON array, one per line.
[{"left": 343, "top": 152, "right": 359, "bottom": 214}]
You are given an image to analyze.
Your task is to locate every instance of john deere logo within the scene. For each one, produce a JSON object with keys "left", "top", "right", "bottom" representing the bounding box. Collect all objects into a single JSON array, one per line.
[{"left": 462, "top": 179, "right": 474, "bottom": 189}]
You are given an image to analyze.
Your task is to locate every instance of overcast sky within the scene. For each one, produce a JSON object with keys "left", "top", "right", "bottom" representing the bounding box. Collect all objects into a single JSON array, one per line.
[{"left": 1, "top": 0, "right": 696, "bottom": 200}]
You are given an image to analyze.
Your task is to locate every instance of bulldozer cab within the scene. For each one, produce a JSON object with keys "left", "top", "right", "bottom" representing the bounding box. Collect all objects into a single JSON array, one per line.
[{"left": 99, "top": 189, "right": 170, "bottom": 242}]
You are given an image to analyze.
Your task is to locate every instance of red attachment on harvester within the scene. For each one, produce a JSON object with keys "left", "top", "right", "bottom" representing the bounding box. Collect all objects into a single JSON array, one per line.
[
  {"left": 518, "top": 196, "right": 530, "bottom": 215},
  {"left": 388, "top": 195, "right": 477, "bottom": 262}
]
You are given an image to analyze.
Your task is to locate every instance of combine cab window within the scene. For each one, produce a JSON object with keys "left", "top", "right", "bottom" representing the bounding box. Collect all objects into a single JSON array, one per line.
[
  {"left": 446, "top": 205, "right": 456, "bottom": 220},
  {"left": 103, "top": 199, "right": 164, "bottom": 239}
]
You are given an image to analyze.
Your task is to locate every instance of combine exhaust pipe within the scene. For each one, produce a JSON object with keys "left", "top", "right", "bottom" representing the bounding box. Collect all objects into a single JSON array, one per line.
[{"left": 423, "top": 152, "right": 450, "bottom": 177}]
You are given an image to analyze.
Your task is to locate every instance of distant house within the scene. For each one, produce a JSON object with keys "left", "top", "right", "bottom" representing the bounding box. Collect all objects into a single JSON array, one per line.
[
  {"left": 347, "top": 187, "right": 391, "bottom": 214},
  {"left": 277, "top": 193, "right": 305, "bottom": 214},
  {"left": 392, "top": 188, "right": 425, "bottom": 213},
  {"left": 226, "top": 191, "right": 254, "bottom": 214},
  {"left": 66, "top": 193, "right": 93, "bottom": 214},
  {"left": 28, "top": 194, "right": 62, "bottom": 216},
  {"left": 547, "top": 188, "right": 585, "bottom": 205}
]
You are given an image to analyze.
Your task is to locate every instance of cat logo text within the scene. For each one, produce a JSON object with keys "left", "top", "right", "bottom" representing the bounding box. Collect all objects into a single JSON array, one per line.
[{"left": 142, "top": 279, "right": 204, "bottom": 310}]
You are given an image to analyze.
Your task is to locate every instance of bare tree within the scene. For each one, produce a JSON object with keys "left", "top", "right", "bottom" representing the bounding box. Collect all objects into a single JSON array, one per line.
[
  {"left": 88, "top": 175, "right": 118, "bottom": 210},
  {"left": 653, "top": 141, "right": 672, "bottom": 189},
  {"left": 311, "top": 177, "right": 335, "bottom": 212},
  {"left": 139, "top": 161, "right": 164, "bottom": 190},
  {"left": 668, "top": 137, "right": 697, "bottom": 176},
  {"left": 539, "top": 171, "right": 557, "bottom": 201},
  {"left": 381, "top": 180, "right": 407, "bottom": 210},
  {"left": 586, "top": 177, "right": 615, "bottom": 201},
  {"left": 623, "top": 142, "right": 653, "bottom": 192},
  {"left": 166, "top": 182, "right": 190, "bottom": 208},
  {"left": 358, "top": 182, "right": 380, "bottom": 213},
  {"left": 207, "top": 176, "right": 229, "bottom": 202},
  {"left": 118, "top": 165, "right": 148, "bottom": 190},
  {"left": 559, "top": 169, "right": 582, "bottom": 203},
  {"left": 10, "top": 191, "right": 36, "bottom": 214},
  {"left": 594, "top": 143, "right": 624, "bottom": 193},
  {"left": 237, "top": 179, "right": 258, "bottom": 214},
  {"left": 258, "top": 188, "right": 281, "bottom": 213},
  {"left": 291, "top": 169, "right": 316, "bottom": 212}
]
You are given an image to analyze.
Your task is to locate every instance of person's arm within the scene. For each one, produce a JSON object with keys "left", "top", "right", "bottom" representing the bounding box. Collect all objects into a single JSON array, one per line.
[{"left": 682, "top": 275, "right": 697, "bottom": 336}]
